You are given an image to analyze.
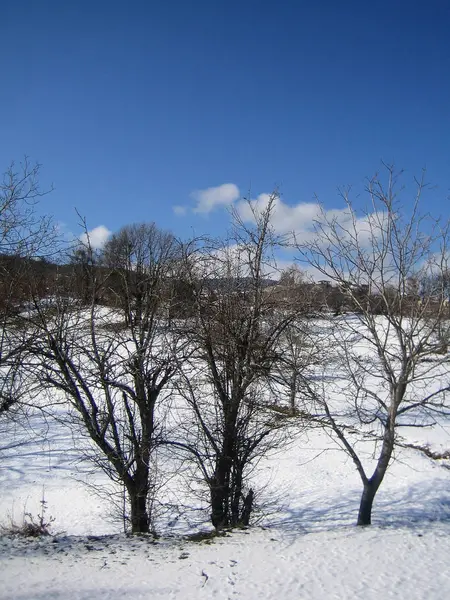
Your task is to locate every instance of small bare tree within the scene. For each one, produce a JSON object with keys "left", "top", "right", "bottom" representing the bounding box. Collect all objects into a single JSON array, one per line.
[
  {"left": 0, "top": 158, "right": 54, "bottom": 258},
  {"left": 295, "top": 165, "right": 450, "bottom": 525},
  {"left": 28, "top": 223, "right": 182, "bottom": 533},
  {"left": 172, "top": 195, "right": 302, "bottom": 529},
  {"left": 0, "top": 158, "right": 54, "bottom": 415},
  {"left": 68, "top": 245, "right": 100, "bottom": 306},
  {"left": 271, "top": 319, "right": 323, "bottom": 416},
  {"left": 102, "top": 223, "right": 178, "bottom": 326}
]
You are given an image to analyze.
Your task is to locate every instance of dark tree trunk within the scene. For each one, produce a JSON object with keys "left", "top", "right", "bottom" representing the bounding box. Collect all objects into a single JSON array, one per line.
[
  {"left": 210, "top": 455, "right": 231, "bottom": 529},
  {"left": 211, "top": 458, "right": 254, "bottom": 529},
  {"left": 356, "top": 437, "right": 393, "bottom": 526},
  {"left": 128, "top": 443, "right": 151, "bottom": 534},
  {"left": 210, "top": 481, "right": 229, "bottom": 530},
  {"left": 357, "top": 482, "right": 377, "bottom": 526},
  {"left": 230, "top": 468, "right": 244, "bottom": 525},
  {"left": 210, "top": 415, "right": 238, "bottom": 530},
  {"left": 356, "top": 412, "right": 396, "bottom": 526},
  {"left": 129, "top": 488, "right": 150, "bottom": 533},
  {"left": 289, "top": 374, "right": 297, "bottom": 415},
  {"left": 240, "top": 489, "right": 254, "bottom": 526}
]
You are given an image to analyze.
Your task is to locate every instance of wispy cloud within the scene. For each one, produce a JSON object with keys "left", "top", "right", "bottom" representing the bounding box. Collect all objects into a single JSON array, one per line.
[
  {"left": 80, "top": 225, "right": 112, "bottom": 250},
  {"left": 191, "top": 183, "right": 240, "bottom": 214},
  {"left": 236, "top": 193, "right": 322, "bottom": 237},
  {"left": 173, "top": 205, "right": 188, "bottom": 217},
  {"left": 236, "top": 193, "right": 383, "bottom": 247}
]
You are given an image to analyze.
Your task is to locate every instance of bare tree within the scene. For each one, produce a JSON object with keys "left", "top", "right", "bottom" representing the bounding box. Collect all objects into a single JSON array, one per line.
[
  {"left": 270, "top": 319, "right": 323, "bottom": 416},
  {"left": 0, "top": 158, "right": 54, "bottom": 258},
  {"left": 171, "top": 195, "right": 301, "bottom": 529},
  {"left": 102, "top": 223, "right": 178, "bottom": 326},
  {"left": 0, "top": 158, "right": 54, "bottom": 415},
  {"left": 68, "top": 245, "right": 100, "bottom": 305},
  {"left": 295, "top": 165, "right": 450, "bottom": 525},
  {"left": 27, "top": 223, "right": 182, "bottom": 533},
  {"left": 278, "top": 264, "right": 305, "bottom": 287}
]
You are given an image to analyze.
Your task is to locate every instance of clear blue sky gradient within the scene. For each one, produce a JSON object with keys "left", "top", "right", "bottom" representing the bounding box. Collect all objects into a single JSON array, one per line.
[{"left": 1, "top": 0, "right": 449, "bottom": 241}]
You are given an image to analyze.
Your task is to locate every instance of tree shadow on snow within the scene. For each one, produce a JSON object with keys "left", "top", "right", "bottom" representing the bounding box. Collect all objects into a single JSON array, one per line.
[
  {"left": 269, "top": 477, "right": 450, "bottom": 536},
  {"left": 0, "top": 413, "right": 90, "bottom": 483},
  {"left": 374, "top": 478, "right": 450, "bottom": 529},
  {"left": 268, "top": 489, "right": 360, "bottom": 535}
]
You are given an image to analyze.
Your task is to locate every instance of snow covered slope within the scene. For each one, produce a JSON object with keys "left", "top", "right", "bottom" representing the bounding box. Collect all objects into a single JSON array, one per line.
[
  {"left": 1, "top": 314, "right": 450, "bottom": 599},
  {"left": 1, "top": 409, "right": 450, "bottom": 599},
  {"left": 2, "top": 524, "right": 450, "bottom": 600}
]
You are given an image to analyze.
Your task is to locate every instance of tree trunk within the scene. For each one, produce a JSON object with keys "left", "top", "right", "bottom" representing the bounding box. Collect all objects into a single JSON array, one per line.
[
  {"left": 128, "top": 454, "right": 151, "bottom": 534},
  {"left": 230, "top": 467, "right": 244, "bottom": 526},
  {"left": 289, "top": 374, "right": 297, "bottom": 415},
  {"left": 129, "top": 489, "right": 150, "bottom": 533},
  {"left": 356, "top": 413, "right": 396, "bottom": 526},
  {"left": 240, "top": 489, "right": 254, "bottom": 526},
  {"left": 210, "top": 450, "right": 233, "bottom": 529},
  {"left": 357, "top": 482, "right": 377, "bottom": 526},
  {"left": 210, "top": 479, "right": 229, "bottom": 530}
]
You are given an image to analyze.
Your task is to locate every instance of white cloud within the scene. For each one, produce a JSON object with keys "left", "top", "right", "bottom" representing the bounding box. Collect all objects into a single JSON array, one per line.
[
  {"left": 80, "top": 225, "right": 112, "bottom": 250},
  {"left": 173, "top": 205, "right": 188, "bottom": 216},
  {"left": 236, "top": 193, "right": 385, "bottom": 248},
  {"left": 187, "top": 183, "right": 384, "bottom": 253},
  {"left": 236, "top": 194, "right": 322, "bottom": 237},
  {"left": 191, "top": 183, "right": 240, "bottom": 214}
]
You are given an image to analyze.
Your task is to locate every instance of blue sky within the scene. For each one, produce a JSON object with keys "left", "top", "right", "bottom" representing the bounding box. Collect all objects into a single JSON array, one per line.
[{"left": 1, "top": 0, "right": 449, "bottom": 248}]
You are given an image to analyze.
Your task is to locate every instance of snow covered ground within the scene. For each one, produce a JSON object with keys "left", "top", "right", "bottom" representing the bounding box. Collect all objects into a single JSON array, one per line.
[
  {"left": 2, "top": 314, "right": 450, "bottom": 598},
  {"left": 3, "top": 523, "right": 450, "bottom": 600},
  {"left": 1, "top": 408, "right": 450, "bottom": 599}
]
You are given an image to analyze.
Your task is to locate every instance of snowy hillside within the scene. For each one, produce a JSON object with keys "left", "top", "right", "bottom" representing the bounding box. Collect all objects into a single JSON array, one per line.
[{"left": 1, "top": 393, "right": 450, "bottom": 598}]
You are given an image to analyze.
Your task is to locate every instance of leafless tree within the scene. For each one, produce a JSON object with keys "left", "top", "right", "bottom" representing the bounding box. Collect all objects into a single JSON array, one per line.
[
  {"left": 295, "top": 165, "right": 450, "bottom": 525},
  {"left": 68, "top": 245, "right": 100, "bottom": 305},
  {"left": 171, "top": 195, "right": 303, "bottom": 529},
  {"left": 27, "top": 223, "right": 182, "bottom": 533},
  {"left": 270, "top": 318, "right": 323, "bottom": 416},
  {"left": 0, "top": 158, "right": 55, "bottom": 415},
  {"left": 0, "top": 158, "right": 54, "bottom": 258},
  {"left": 102, "top": 223, "right": 179, "bottom": 326},
  {"left": 278, "top": 264, "right": 305, "bottom": 287}
]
